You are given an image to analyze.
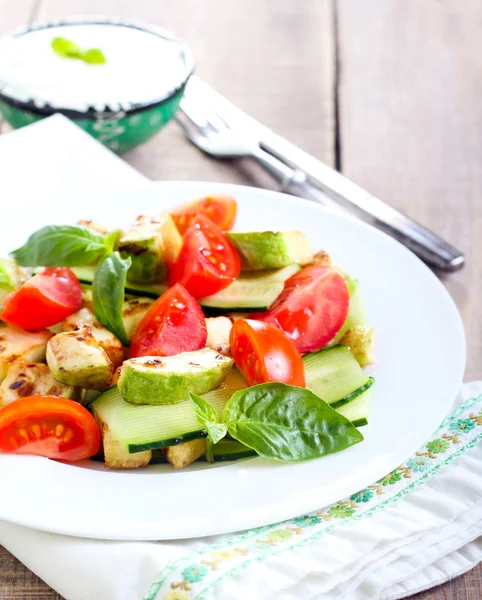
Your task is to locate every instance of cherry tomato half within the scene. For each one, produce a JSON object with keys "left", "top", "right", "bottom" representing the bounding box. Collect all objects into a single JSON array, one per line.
[
  {"left": 252, "top": 265, "right": 349, "bottom": 353},
  {"left": 1, "top": 267, "right": 82, "bottom": 330},
  {"left": 230, "top": 318, "right": 306, "bottom": 387},
  {"left": 170, "top": 195, "right": 237, "bottom": 235},
  {"left": 168, "top": 214, "right": 241, "bottom": 299},
  {"left": 130, "top": 283, "right": 207, "bottom": 358},
  {"left": 0, "top": 396, "right": 100, "bottom": 461}
]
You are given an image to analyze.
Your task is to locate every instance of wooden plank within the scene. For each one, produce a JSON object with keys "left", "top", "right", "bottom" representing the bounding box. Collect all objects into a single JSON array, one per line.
[
  {"left": 35, "top": 0, "right": 335, "bottom": 182},
  {"left": 337, "top": 1, "right": 482, "bottom": 596},
  {"left": 336, "top": 0, "right": 482, "bottom": 382}
]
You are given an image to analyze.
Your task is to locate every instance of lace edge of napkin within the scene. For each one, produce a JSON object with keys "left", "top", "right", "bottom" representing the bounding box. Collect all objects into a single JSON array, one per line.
[{"left": 144, "top": 393, "right": 482, "bottom": 600}]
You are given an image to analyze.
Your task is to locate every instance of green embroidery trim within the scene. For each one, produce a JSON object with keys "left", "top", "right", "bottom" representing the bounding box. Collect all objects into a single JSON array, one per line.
[
  {"left": 144, "top": 393, "right": 482, "bottom": 600},
  {"left": 195, "top": 432, "right": 482, "bottom": 600}
]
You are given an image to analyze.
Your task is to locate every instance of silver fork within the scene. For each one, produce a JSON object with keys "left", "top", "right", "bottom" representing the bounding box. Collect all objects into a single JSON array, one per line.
[
  {"left": 177, "top": 77, "right": 464, "bottom": 271},
  {"left": 176, "top": 96, "right": 345, "bottom": 212}
]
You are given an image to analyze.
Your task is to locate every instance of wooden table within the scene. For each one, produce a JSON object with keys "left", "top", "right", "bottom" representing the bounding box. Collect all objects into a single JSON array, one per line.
[{"left": 0, "top": 0, "right": 480, "bottom": 598}]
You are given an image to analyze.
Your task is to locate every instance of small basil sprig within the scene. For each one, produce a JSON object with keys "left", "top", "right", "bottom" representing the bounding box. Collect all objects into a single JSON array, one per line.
[
  {"left": 93, "top": 252, "right": 131, "bottom": 346},
  {"left": 190, "top": 393, "right": 227, "bottom": 462},
  {"left": 222, "top": 383, "right": 364, "bottom": 462},
  {"left": 51, "top": 37, "right": 107, "bottom": 65},
  {"left": 11, "top": 225, "right": 116, "bottom": 267}
]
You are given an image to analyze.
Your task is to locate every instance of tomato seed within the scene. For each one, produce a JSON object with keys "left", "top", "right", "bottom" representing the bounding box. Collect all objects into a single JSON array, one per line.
[
  {"left": 18, "top": 428, "right": 29, "bottom": 441},
  {"left": 64, "top": 429, "right": 74, "bottom": 442}
]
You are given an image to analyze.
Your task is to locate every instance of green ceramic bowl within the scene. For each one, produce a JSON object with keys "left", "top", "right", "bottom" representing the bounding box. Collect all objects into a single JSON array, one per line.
[{"left": 0, "top": 18, "right": 194, "bottom": 153}]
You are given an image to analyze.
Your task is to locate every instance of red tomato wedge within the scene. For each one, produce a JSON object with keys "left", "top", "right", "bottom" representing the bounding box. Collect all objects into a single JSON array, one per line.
[
  {"left": 168, "top": 214, "right": 241, "bottom": 299},
  {"left": 170, "top": 195, "right": 237, "bottom": 234},
  {"left": 1, "top": 267, "right": 82, "bottom": 330},
  {"left": 230, "top": 319, "right": 306, "bottom": 387},
  {"left": 0, "top": 396, "right": 100, "bottom": 461},
  {"left": 252, "top": 265, "right": 349, "bottom": 353},
  {"left": 130, "top": 283, "right": 207, "bottom": 358}
]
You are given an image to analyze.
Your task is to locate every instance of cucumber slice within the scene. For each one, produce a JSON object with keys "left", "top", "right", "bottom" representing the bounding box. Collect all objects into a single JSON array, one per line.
[
  {"left": 199, "top": 439, "right": 256, "bottom": 461},
  {"left": 69, "top": 264, "right": 299, "bottom": 311},
  {"left": 91, "top": 386, "right": 208, "bottom": 452},
  {"left": 68, "top": 266, "right": 168, "bottom": 298},
  {"left": 337, "top": 389, "right": 373, "bottom": 425},
  {"left": 91, "top": 367, "right": 245, "bottom": 453},
  {"left": 199, "top": 264, "right": 300, "bottom": 311},
  {"left": 332, "top": 279, "right": 368, "bottom": 344},
  {"left": 91, "top": 439, "right": 257, "bottom": 464},
  {"left": 121, "top": 439, "right": 256, "bottom": 464},
  {"left": 304, "top": 345, "right": 373, "bottom": 408},
  {"left": 92, "top": 347, "right": 373, "bottom": 455},
  {"left": 352, "top": 418, "right": 368, "bottom": 428}
]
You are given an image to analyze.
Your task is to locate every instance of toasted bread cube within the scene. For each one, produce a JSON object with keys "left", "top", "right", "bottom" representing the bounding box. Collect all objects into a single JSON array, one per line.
[
  {"left": 94, "top": 413, "right": 152, "bottom": 469},
  {"left": 165, "top": 439, "right": 206, "bottom": 469}
]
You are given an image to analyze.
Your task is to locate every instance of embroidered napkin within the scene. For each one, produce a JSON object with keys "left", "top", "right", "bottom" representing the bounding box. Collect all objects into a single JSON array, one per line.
[{"left": 0, "top": 116, "right": 480, "bottom": 600}]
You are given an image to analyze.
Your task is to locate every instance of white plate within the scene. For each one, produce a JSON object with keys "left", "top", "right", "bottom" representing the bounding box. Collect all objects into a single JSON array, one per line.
[{"left": 0, "top": 182, "right": 465, "bottom": 540}]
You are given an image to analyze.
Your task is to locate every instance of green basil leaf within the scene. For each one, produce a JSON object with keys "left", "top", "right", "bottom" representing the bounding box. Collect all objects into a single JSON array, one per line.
[
  {"left": 190, "top": 393, "right": 220, "bottom": 425},
  {"left": 51, "top": 38, "right": 106, "bottom": 65},
  {"left": 11, "top": 225, "right": 113, "bottom": 267},
  {"left": 51, "top": 37, "right": 83, "bottom": 59},
  {"left": 222, "top": 383, "right": 364, "bottom": 462},
  {"left": 82, "top": 48, "right": 107, "bottom": 65},
  {"left": 189, "top": 394, "right": 227, "bottom": 445},
  {"left": 93, "top": 252, "right": 131, "bottom": 346},
  {"left": 104, "top": 230, "right": 119, "bottom": 255},
  {"left": 205, "top": 422, "right": 228, "bottom": 445}
]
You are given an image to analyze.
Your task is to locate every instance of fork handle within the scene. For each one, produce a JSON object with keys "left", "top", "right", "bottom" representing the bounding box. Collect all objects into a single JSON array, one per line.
[
  {"left": 250, "top": 146, "right": 295, "bottom": 184},
  {"left": 261, "top": 140, "right": 465, "bottom": 271},
  {"left": 251, "top": 147, "right": 353, "bottom": 214}
]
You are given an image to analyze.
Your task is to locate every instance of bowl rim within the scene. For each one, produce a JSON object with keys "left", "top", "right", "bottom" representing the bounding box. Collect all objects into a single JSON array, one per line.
[{"left": 0, "top": 16, "right": 195, "bottom": 119}]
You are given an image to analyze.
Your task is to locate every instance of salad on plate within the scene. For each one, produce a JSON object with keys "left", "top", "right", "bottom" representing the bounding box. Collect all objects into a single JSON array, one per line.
[{"left": 0, "top": 195, "right": 374, "bottom": 470}]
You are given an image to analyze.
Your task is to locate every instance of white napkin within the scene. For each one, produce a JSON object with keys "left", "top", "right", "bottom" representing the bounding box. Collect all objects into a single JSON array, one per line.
[{"left": 0, "top": 117, "right": 481, "bottom": 600}]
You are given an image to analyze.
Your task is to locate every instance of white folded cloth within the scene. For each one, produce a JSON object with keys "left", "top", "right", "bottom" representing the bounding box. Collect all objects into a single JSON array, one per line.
[{"left": 0, "top": 117, "right": 480, "bottom": 600}]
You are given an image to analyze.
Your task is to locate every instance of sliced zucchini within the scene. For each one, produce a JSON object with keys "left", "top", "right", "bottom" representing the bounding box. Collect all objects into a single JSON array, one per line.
[
  {"left": 227, "top": 231, "right": 313, "bottom": 271},
  {"left": 332, "top": 279, "right": 368, "bottom": 344},
  {"left": 69, "top": 266, "right": 168, "bottom": 298},
  {"left": 119, "top": 439, "right": 256, "bottom": 465},
  {"left": 199, "top": 439, "right": 256, "bottom": 461},
  {"left": 0, "top": 359, "right": 75, "bottom": 407},
  {"left": 92, "top": 342, "right": 373, "bottom": 455},
  {"left": 70, "top": 264, "right": 300, "bottom": 311},
  {"left": 199, "top": 264, "right": 300, "bottom": 311},
  {"left": 91, "top": 367, "right": 243, "bottom": 453},
  {"left": 118, "top": 349, "right": 233, "bottom": 405},
  {"left": 122, "top": 297, "right": 153, "bottom": 342},
  {"left": 304, "top": 345, "right": 373, "bottom": 409},
  {"left": 0, "top": 326, "right": 52, "bottom": 384},
  {"left": 337, "top": 389, "right": 373, "bottom": 426}
]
